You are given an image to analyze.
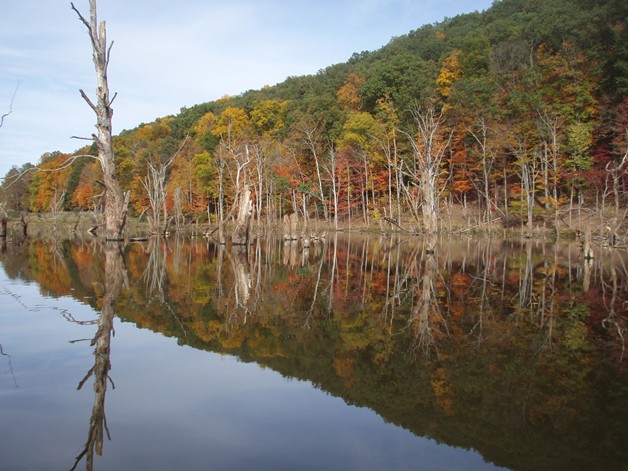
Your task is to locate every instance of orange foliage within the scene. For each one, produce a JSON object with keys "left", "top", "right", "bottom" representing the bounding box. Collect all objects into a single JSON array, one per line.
[
  {"left": 71, "top": 182, "right": 94, "bottom": 209},
  {"left": 30, "top": 153, "right": 73, "bottom": 211},
  {"left": 337, "top": 73, "right": 364, "bottom": 111}
]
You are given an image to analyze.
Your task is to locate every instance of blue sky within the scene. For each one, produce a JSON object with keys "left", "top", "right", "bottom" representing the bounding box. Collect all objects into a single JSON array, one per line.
[{"left": 0, "top": 0, "right": 494, "bottom": 180}]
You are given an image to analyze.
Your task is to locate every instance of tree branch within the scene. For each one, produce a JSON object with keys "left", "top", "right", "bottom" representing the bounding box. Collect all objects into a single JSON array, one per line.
[
  {"left": 70, "top": 2, "right": 92, "bottom": 33},
  {"left": 1, "top": 154, "right": 97, "bottom": 190},
  {"left": 79, "top": 89, "right": 98, "bottom": 114},
  {"left": 0, "top": 81, "right": 20, "bottom": 129}
]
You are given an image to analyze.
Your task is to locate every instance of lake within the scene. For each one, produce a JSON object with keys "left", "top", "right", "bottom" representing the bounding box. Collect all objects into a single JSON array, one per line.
[{"left": 0, "top": 234, "right": 626, "bottom": 470}]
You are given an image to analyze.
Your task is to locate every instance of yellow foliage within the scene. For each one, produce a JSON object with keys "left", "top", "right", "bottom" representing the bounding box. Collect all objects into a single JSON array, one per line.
[
  {"left": 212, "top": 107, "right": 251, "bottom": 141},
  {"left": 193, "top": 112, "right": 218, "bottom": 137},
  {"left": 436, "top": 50, "right": 463, "bottom": 98},
  {"left": 337, "top": 73, "right": 364, "bottom": 111}
]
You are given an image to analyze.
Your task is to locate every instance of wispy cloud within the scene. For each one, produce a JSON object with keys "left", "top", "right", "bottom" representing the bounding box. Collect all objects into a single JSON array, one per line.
[{"left": 0, "top": 0, "right": 494, "bottom": 178}]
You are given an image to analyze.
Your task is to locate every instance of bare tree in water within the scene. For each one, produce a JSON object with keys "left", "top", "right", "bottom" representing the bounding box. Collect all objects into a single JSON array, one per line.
[{"left": 71, "top": 0, "right": 129, "bottom": 240}]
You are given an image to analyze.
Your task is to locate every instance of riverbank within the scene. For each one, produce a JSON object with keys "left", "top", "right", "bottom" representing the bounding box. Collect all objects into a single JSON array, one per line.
[{"left": 1, "top": 204, "right": 626, "bottom": 249}]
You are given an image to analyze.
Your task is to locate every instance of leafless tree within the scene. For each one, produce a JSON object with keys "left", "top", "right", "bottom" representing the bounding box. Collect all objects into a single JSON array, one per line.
[
  {"left": 322, "top": 146, "right": 339, "bottom": 230},
  {"left": 71, "top": 0, "right": 129, "bottom": 240},
  {"left": 399, "top": 105, "right": 453, "bottom": 236},
  {"left": 140, "top": 137, "right": 188, "bottom": 235},
  {"left": 297, "top": 121, "right": 329, "bottom": 222}
]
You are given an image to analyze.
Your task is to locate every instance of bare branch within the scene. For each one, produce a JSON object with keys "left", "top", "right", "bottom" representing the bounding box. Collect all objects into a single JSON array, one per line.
[
  {"left": 0, "top": 81, "right": 20, "bottom": 129},
  {"left": 79, "top": 89, "right": 98, "bottom": 114},
  {"left": 70, "top": 2, "right": 92, "bottom": 33},
  {"left": 106, "top": 41, "right": 114, "bottom": 68},
  {"left": 164, "top": 134, "right": 190, "bottom": 169},
  {"left": 1, "top": 154, "right": 97, "bottom": 190}
]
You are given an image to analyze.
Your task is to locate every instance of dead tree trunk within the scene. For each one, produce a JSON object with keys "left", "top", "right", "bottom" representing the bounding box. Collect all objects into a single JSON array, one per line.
[
  {"left": 232, "top": 187, "right": 253, "bottom": 246},
  {"left": 231, "top": 145, "right": 253, "bottom": 246},
  {"left": 72, "top": 1, "right": 128, "bottom": 241}
]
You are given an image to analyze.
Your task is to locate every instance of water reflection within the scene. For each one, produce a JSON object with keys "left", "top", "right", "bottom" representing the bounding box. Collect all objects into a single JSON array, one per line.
[
  {"left": 1, "top": 235, "right": 627, "bottom": 470},
  {"left": 71, "top": 244, "right": 125, "bottom": 471}
]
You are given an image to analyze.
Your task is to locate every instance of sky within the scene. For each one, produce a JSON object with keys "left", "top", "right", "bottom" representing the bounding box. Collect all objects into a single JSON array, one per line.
[{"left": 0, "top": 0, "right": 495, "bottom": 180}]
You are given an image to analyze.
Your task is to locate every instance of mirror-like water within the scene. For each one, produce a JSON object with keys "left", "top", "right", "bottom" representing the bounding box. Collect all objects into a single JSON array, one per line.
[{"left": 0, "top": 235, "right": 626, "bottom": 470}]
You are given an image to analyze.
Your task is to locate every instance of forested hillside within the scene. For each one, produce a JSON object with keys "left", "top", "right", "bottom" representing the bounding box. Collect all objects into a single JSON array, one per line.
[{"left": 2, "top": 0, "right": 626, "bottom": 235}]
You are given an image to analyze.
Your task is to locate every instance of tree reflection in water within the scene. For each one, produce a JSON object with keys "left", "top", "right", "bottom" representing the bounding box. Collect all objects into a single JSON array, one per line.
[
  {"left": 71, "top": 244, "right": 125, "bottom": 471},
  {"left": 0, "top": 234, "right": 626, "bottom": 471}
]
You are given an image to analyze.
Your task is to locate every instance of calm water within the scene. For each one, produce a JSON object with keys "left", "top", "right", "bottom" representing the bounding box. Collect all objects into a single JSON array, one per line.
[{"left": 0, "top": 235, "right": 626, "bottom": 471}]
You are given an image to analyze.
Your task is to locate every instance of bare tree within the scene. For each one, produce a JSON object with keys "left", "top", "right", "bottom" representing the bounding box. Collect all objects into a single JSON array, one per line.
[
  {"left": 468, "top": 117, "right": 499, "bottom": 225},
  {"left": 71, "top": 1, "right": 129, "bottom": 241},
  {"left": 399, "top": 105, "right": 453, "bottom": 235},
  {"left": 48, "top": 186, "right": 66, "bottom": 233},
  {"left": 140, "top": 137, "right": 189, "bottom": 235},
  {"left": 607, "top": 130, "right": 628, "bottom": 219},
  {"left": 297, "top": 121, "right": 329, "bottom": 222},
  {"left": 322, "top": 146, "right": 339, "bottom": 230}
]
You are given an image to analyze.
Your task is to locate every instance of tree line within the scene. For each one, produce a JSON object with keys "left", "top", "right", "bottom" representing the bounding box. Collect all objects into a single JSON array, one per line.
[{"left": 1, "top": 0, "right": 626, "bottom": 238}]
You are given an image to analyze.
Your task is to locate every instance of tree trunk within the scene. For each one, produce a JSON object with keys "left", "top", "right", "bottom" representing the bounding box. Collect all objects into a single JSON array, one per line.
[
  {"left": 421, "top": 170, "right": 438, "bottom": 235},
  {"left": 72, "top": 1, "right": 128, "bottom": 241},
  {"left": 232, "top": 187, "right": 252, "bottom": 246}
]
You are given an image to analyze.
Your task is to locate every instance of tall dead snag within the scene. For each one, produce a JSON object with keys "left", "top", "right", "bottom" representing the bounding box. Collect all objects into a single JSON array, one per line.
[{"left": 72, "top": 1, "right": 129, "bottom": 241}]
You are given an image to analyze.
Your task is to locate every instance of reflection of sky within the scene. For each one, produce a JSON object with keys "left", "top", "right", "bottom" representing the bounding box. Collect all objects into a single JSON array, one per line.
[{"left": 0, "top": 269, "right": 506, "bottom": 471}]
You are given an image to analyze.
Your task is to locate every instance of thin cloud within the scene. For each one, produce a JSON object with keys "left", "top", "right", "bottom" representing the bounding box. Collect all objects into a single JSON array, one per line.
[{"left": 0, "top": 0, "right": 494, "bottom": 179}]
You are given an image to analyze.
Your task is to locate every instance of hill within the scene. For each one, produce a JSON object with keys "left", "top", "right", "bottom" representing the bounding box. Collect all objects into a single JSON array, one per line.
[{"left": 2, "top": 0, "right": 626, "bottom": 238}]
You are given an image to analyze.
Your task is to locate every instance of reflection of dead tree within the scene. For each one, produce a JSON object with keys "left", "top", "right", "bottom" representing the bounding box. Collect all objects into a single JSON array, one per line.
[
  {"left": 302, "top": 241, "right": 327, "bottom": 329},
  {"left": 408, "top": 255, "right": 438, "bottom": 355},
  {"left": 517, "top": 241, "right": 535, "bottom": 313},
  {"left": 326, "top": 234, "right": 338, "bottom": 318},
  {"left": 602, "top": 262, "right": 627, "bottom": 361},
  {"left": 71, "top": 244, "right": 125, "bottom": 471},
  {"left": 0, "top": 343, "right": 19, "bottom": 388},
  {"left": 3, "top": 286, "right": 98, "bottom": 326},
  {"left": 533, "top": 246, "right": 558, "bottom": 356},
  {"left": 214, "top": 239, "right": 270, "bottom": 331},
  {"left": 222, "top": 246, "right": 253, "bottom": 326},
  {"left": 142, "top": 238, "right": 167, "bottom": 299},
  {"left": 404, "top": 247, "right": 448, "bottom": 357},
  {"left": 379, "top": 238, "right": 404, "bottom": 330},
  {"left": 141, "top": 238, "right": 188, "bottom": 337},
  {"left": 468, "top": 241, "right": 495, "bottom": 346}
]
